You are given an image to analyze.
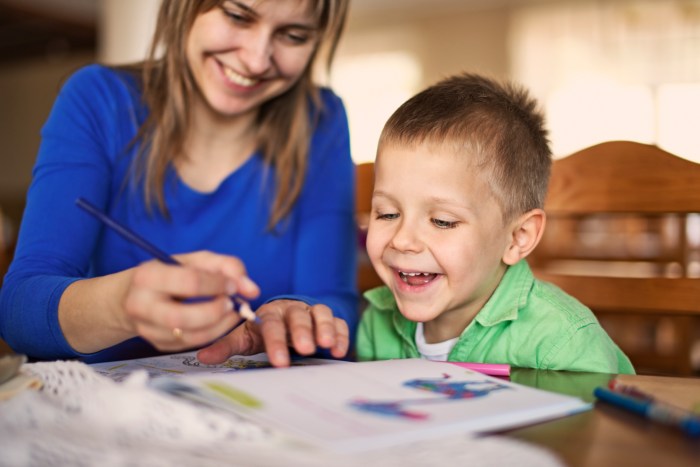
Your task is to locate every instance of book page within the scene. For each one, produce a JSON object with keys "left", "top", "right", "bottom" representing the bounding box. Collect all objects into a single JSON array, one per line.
[{"left": 152, "top": 358, "right": 590, "bottom": 452}]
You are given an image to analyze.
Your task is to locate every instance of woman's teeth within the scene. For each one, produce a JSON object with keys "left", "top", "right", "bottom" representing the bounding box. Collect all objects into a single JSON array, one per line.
[{"left": 223, "top": 67, "right": 258, "bottom": 87}]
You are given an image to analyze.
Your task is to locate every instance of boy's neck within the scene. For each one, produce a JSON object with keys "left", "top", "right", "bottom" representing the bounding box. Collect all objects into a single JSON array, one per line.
[
  {"left": 423, "top": 306, "right": 481, "bottom": 344},
  {"left": 422, "top": 266, "right": 508, "bottom": 344}
]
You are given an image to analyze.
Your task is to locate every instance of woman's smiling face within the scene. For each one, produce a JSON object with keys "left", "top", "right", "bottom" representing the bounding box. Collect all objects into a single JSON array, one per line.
[
  {"left": 367, "top": 143, "right": 515, "bottom": 335},
  {"left": 186, "top": 0, "right": 319, "bottom": 119}
]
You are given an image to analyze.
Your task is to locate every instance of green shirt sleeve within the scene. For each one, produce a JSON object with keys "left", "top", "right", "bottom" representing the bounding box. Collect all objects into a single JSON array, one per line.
[
  {"left": 356, "top": 310, "right": 375, "bottom": 362},
  {"left": 541, "top": 322, "right": 635, "bottom": 374}
]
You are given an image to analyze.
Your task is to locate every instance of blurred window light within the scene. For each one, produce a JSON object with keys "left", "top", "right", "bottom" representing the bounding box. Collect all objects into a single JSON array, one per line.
[
  {"left": 511, "top": 0, "right": 700, "bottom": 161},
  {"left": 657, "top": 83, "right": 700, "bottom": 162},
  {"left": 546, "top": 75, "right": 654, "bottom": 158},
  {"left": 332, "top": 52, "right": 422, "bottom": 164}
]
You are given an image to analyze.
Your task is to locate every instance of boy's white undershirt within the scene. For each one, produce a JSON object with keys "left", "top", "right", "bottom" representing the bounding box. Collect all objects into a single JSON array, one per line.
[{"left": 415, "top": 322, "right": 459, "bottom": 361}]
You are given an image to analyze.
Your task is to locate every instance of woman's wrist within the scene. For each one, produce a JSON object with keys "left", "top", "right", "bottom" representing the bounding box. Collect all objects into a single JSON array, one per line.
[{"left": 58, "top": 270, "right": 137, "bottom": 354}]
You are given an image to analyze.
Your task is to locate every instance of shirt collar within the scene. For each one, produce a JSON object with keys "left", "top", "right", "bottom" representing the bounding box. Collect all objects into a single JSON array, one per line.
[
  {"left": 364, "top": 286, "right": 417, "bottom": 342},
  {"left": 474, "top": 259, "right": 533, "bottom": 327},
  {"left": 364, "top": 286, "right": 396, "bottom": 310}
]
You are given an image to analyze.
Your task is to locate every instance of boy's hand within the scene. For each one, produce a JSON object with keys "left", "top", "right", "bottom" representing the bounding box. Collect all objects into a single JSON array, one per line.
[{"left": 196, "top": 300, "right": 350, "bottom": 367}]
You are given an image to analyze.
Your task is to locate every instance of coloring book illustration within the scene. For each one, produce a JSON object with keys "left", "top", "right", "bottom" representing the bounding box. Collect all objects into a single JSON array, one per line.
[{"left": 350, "top": 374, "right": 511, "bottom": 420}]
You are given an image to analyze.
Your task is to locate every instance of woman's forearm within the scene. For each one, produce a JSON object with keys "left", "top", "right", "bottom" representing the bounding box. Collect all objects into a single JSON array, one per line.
[{"left": 58, "top": 269, "right": 135, "bottom": 354}]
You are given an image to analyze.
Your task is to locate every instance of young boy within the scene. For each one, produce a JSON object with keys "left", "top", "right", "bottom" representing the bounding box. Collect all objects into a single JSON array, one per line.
[{"left": 356, "top": 73, "right": 634, "bottom": 374}]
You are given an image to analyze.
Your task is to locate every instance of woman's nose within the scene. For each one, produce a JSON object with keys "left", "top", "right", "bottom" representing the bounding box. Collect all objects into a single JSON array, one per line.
[{"left": 238, "top": 31, "right": 273, "bottom": 75}]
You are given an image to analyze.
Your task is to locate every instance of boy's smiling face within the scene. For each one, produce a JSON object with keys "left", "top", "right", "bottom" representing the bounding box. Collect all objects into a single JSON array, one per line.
[{"left": 367, "top": 142, "right": 518, "bottom": 341}]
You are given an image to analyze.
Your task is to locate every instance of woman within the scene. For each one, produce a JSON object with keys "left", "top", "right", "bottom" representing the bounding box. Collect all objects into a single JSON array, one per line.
[{"left": 0, "top": 0, "right": 356, "bottom": 367}]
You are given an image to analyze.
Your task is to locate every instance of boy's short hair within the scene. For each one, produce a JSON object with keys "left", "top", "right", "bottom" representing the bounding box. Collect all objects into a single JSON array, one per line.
[{"left": 378, "top": 72, "right": 552, "bottom": 222}]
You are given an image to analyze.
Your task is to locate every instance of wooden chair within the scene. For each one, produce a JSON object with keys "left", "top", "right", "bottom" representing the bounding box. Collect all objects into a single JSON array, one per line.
[
  {"left": 355, "top": 162, "right": 383, "bottom": 293},
  {"left": 529, "top": 141, "right": 700, "bottom": 376}
]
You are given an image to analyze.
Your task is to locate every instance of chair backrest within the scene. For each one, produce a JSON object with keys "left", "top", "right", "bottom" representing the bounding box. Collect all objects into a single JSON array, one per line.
[
  {"left": 355, "top": 162, "right": 383, "bottom": 293},
  {"left": 530, "top": 141, "right": 700, "bottom": 375}
]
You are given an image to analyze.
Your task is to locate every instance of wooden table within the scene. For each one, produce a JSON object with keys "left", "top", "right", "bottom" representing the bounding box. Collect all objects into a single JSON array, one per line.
[{"left": 503, "top": 369, "right": 700, "bottom": 467}]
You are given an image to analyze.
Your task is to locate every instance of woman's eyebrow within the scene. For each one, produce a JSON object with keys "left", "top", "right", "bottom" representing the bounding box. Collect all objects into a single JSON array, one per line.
[
  {"left": 228, "top": 1, "right": 259, "bottom": 19},
  {"left": 228, "top": 1, "right": 319, "bottom": 29}
]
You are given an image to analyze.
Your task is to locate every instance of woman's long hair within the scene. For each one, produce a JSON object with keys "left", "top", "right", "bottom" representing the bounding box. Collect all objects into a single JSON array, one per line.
[{"left": 132, "top": 0, "right": 348, "bottom": 227}]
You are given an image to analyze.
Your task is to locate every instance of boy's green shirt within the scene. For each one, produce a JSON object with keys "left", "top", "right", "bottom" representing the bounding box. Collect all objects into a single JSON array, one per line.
[{"left": 356, "top": 260, "right": 635, "bottom": 374}]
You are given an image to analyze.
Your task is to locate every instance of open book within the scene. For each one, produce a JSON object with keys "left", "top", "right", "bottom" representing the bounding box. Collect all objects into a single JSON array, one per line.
[
  {"left": 89, "top": 351, "right": 342, "bottom": 382},
  {"left": 151, "top": 358, "right": 590, "bottom": 452}
]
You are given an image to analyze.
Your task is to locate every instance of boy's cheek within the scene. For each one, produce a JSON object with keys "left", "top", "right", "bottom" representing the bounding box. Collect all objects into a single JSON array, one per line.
[
  {"left": 365, "top": 235, "right": 379, "bottom": 264},
  {"left": 365, "top": 232, "right": 384, "bottom": 268}
]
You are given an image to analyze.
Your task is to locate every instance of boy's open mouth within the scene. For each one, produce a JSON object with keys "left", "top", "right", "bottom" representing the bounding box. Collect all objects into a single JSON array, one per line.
[{"left": 398, "top": 271, "right": 438, "bottom": 286}]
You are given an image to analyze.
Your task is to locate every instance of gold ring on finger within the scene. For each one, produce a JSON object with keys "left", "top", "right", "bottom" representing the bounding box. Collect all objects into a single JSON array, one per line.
[{"left": 172, "top": 327, "right": 183, "bottom": 339}]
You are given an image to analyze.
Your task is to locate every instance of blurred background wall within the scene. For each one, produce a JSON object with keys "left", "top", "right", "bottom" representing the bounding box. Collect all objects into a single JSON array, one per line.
[{"left": 1, "top": 0, "right": 699, "bottom": 238}]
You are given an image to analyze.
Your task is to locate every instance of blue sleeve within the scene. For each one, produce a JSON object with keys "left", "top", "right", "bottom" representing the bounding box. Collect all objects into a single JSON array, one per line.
[
  {"left": 0, "top": 65, "right": 132, "bottom": 359},
  {"left": 272, "top": 89, "right": 359, "bottom": 351}
]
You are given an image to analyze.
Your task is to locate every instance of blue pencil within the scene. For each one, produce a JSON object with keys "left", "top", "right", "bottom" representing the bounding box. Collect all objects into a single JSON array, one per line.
[
  {"left": 594, "top": 386, "right": 700, "bottom": 437},
  {"left": 75, "top": 197, "right": 260, "bottom": 325}
]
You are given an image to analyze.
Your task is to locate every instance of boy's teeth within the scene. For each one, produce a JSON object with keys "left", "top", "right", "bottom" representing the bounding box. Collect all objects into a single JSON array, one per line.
[
  {"left": 223, "top": 67, "right": 258, "bottom": 87},
  {"left": 398, "top": 270, "right": 437, "bottom": 286}
]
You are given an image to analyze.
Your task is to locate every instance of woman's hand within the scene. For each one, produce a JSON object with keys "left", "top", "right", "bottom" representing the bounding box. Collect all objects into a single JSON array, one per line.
[
  {"left": 121, "top": 251, "right": 260, "bottom": 352},
  {"left": 196, "top": 299, "right": 350, "bottom": 367}
]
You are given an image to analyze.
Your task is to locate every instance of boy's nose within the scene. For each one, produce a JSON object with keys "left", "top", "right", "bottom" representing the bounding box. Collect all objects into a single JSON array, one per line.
[
  {"left": 238, "top": 32, "right": 273, "bottom": 75},
  {"left": 389, "top": 221, "right": 423, "bottom": 253}
]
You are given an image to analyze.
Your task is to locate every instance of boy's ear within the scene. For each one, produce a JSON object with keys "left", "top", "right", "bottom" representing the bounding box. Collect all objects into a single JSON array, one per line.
[{"left": 502, "top": 209, "right": 546, "bottom": 265}]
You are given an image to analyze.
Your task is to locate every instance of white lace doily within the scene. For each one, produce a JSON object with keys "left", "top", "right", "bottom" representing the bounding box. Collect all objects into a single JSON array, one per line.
[{"left": 0, "top": 360, "right": 563, "bottom": 467}]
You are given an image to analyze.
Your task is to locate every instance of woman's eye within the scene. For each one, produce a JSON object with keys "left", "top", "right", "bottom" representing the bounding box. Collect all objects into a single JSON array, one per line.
[
  {"left": 279, "top": 29, "right": 314, "bottom": 45},
  {"left": 222, "top": 8, "right": 251, "bottom": 24},
  {"left": 431, "top": 218, "right": 458, "bottom": 229}
]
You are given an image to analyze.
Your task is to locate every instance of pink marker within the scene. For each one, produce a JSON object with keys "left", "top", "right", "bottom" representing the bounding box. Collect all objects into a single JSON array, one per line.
[{"left": 446, "top": 362, "right": 511, "bottom": 377}]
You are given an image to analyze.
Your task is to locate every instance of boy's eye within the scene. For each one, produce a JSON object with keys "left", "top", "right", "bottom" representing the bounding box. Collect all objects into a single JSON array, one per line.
[
  {"left": 431, "top": 218, "right": 459, "bottom": 229},
  {"left": 376, "top": 212, "right": 399, "bottom": 221}
]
